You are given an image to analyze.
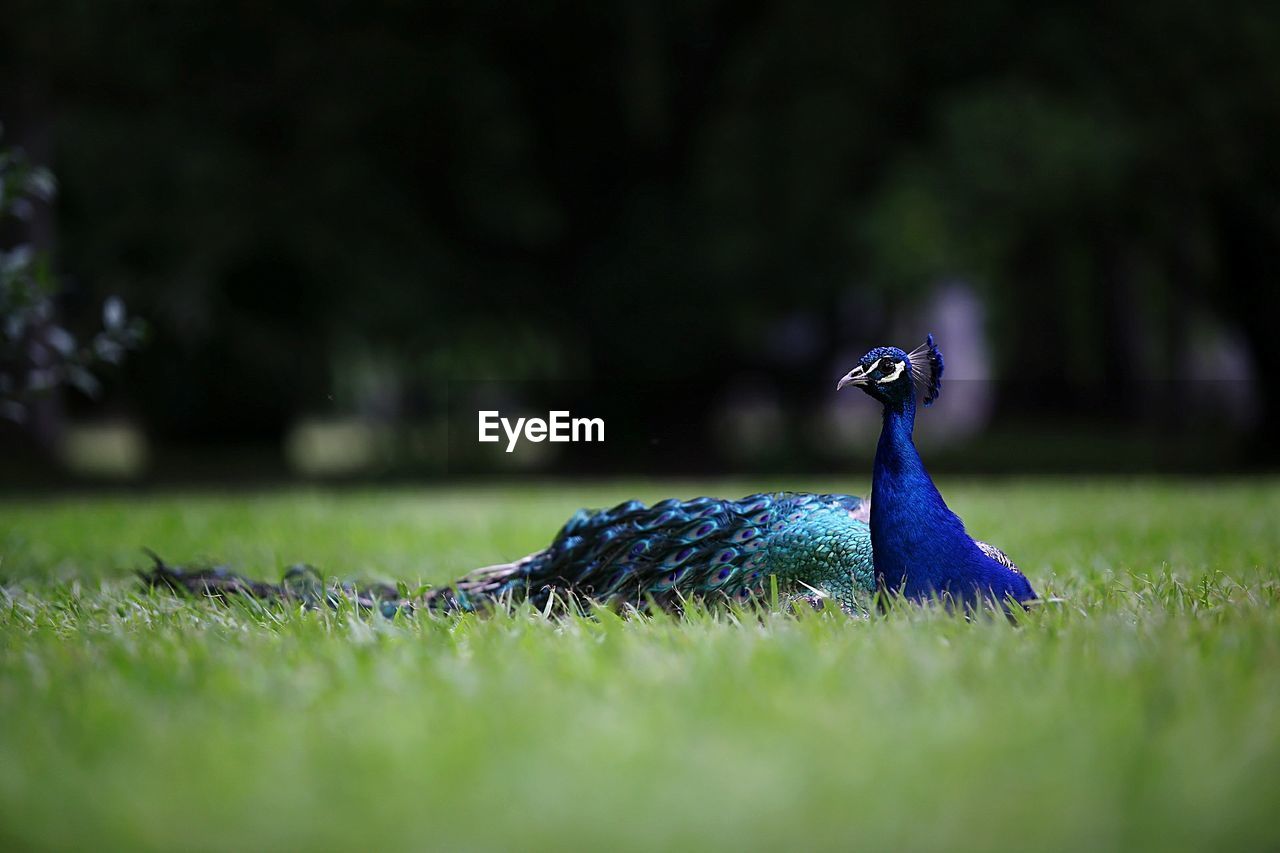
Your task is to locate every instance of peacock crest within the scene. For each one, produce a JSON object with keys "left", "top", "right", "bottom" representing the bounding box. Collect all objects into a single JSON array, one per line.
[{"left": 907, "top": 333, "right": 944, "bottom": 407}]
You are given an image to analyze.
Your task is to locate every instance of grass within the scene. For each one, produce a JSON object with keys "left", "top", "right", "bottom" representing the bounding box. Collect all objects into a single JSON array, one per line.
[{"left": 2, "top": 478, "right": 1279, "bottom": 851}]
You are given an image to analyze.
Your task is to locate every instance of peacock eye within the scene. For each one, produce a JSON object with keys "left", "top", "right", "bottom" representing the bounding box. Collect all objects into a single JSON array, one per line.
[{"left": 872, "top": 358, "right": 906, "bottom": 384}]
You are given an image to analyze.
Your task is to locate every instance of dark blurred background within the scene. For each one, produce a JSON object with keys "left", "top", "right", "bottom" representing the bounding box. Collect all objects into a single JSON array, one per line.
[{"left": 2, "top": 0, "right": 1278, "bottom": 483}]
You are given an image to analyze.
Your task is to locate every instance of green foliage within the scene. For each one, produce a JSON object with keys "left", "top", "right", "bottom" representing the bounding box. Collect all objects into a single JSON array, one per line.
[
  {"left": 0, "top": 128, "right": 143, "bottom": 424},
  {"left": 2, "top": 479, "right": 1279, "bottom": 850}
]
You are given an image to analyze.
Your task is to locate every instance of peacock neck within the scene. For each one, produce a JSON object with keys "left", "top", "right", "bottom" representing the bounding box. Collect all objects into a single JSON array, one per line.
[
  {"left": 874, "top": 396, "right": 922, "bottom": 480},
  {"left": 870, "top": 395, "right": 965, "bottom": 594}
]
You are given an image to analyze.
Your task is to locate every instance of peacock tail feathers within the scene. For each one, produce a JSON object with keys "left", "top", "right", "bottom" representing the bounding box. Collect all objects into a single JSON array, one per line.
[
  {"left": 141, "top": 493, "right": 877, "bottom": 616},
  {"left": 437, "top": 492, "right": 875, "bottom": 613}
]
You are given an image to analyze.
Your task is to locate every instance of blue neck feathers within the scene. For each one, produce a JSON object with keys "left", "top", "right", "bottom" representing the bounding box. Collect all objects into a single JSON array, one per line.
[{"left": 870, "top": 396, "right": 1034, "bottom": 607}]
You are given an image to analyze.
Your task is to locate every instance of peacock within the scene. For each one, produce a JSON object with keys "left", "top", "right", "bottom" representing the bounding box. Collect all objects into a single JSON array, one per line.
[{"left": 143, "top": 336, "right": 1037, "bottom": 615}]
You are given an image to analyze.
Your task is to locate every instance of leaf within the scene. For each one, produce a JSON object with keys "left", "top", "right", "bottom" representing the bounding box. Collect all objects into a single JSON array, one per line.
[
  {"left": 67, "top": 366, "right": 102, "bottom": 398},
  {"left": 1, "top": 245, "right": 33, "bottom": 275},
  {"left": 94, "top": 334, "right": 124, "bottom": 365},
  {"left": 47, "top": 326, "right": 76, "bottom": 357},
  {"left": 25, "top": 168, "right": 56, "bottom": 201},
  {"left": 26, "top": 368, "right": 55, "bottom": 392},
  {"left": 103, "top": 296, "right": 125, "bottom": 331}
]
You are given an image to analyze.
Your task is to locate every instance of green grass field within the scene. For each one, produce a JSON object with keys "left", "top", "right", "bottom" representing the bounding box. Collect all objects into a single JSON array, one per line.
[{"left": 2, "top": 479, "right": 1278, "bottom": 851}]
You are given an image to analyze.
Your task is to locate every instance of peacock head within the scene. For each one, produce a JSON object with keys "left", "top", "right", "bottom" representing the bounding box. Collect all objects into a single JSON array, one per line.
[{"left": 837, "top": 335, "right": 944, "bottom": 408}]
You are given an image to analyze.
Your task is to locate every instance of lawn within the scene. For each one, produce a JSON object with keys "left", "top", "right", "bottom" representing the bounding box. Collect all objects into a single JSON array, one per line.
[{"left": 2, "top": 478, "right": 1278, "bottom": 851}]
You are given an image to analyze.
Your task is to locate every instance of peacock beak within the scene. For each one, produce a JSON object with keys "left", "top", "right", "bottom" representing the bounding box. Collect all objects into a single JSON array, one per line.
[{"left": 837, "top": 366, "right": 868, "bottom": 391}]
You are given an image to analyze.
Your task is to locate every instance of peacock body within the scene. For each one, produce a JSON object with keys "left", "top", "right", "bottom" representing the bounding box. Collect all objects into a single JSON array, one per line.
[
  {"left": 839, "top": 335, "right": 1037, "bottom": 608},
  {"left": 145, "top": 334, "right": 1038, "bottom": 616}
]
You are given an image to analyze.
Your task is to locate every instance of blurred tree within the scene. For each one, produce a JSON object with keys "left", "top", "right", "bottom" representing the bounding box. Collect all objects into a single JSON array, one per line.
[
  {"left": 0, "top": 129, "right": 143, "bottom": 451},
  {"left": 1, "top": 0, "right": 1277, "bottom": 466}
]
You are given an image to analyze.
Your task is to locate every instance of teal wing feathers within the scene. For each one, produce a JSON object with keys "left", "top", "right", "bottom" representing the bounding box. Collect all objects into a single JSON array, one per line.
[{"left": 446, "top": 493, "right": 875, "bottom": 612}]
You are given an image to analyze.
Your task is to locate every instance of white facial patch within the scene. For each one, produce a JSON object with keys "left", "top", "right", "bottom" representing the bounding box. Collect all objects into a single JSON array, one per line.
[{"left": 875, "top": 359, "right": 906, "bottom": 384}]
